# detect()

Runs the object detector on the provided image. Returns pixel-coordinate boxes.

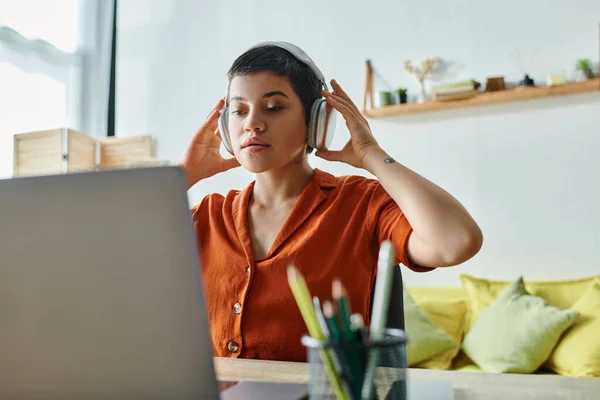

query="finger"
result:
[328,92,359,114]
[199,100,224,134]
[325,93,362,123]
[191,113,220,143]
[330,80,361,114]
[205,98,225,120]
[328,82,369,124]
[327,92,366,123]
[324,91,359,115]
[203,106,222,132]
[331,81,362,118]
[202,111,218,131]
[315,150,344,163]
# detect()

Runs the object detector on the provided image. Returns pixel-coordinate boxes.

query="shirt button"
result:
[246,267,251,277]
[233,302,242,314]
[227,341,239,353]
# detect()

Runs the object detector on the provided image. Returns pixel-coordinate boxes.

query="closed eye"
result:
[230,106,284,115]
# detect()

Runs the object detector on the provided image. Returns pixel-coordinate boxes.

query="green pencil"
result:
[322,300,343,341]
[350,313,367,389]
[333,280,363,399]
[324,300,362,400]
[333,279,357,341]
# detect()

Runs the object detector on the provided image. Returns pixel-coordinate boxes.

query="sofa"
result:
[404,273,600,378]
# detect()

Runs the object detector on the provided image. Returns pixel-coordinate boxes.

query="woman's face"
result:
[226,71,308,173]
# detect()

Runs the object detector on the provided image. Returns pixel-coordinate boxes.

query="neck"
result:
[252,154,314,207]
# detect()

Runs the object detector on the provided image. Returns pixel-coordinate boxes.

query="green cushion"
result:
[462,277,579,373]
[403,286,458,366]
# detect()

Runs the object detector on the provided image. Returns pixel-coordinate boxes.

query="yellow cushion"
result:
[459,273,599,333]
[412,298,468,370]
[546,280,600,377]
[461,277,579,374]
[407,287,467,303]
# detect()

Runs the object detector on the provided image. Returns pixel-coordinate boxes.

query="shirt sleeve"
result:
[190,194,214,226]
[190,198,205,221]
[367,182,435,273]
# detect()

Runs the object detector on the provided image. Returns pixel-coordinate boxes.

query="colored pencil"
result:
[362,241,395,399]
[333,279,363,399]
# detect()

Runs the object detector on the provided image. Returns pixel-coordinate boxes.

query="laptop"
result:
[0,166,220,399]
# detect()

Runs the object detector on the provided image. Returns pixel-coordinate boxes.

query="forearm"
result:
[363,146,482,265]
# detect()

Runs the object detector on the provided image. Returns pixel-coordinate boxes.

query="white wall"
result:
[116,0,600,286]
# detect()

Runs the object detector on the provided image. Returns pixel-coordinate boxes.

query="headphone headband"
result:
[245,41,329,91]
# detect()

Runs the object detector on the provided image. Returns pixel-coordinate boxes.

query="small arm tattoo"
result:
[384,157,396,164]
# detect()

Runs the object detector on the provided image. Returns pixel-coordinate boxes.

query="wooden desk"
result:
[215,357,600,400]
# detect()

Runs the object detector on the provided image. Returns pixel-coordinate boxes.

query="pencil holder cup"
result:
[301,328,408,400]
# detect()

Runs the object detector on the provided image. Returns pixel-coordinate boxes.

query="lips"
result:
[241,137,270,149]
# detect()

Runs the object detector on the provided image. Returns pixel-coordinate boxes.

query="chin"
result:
[238,156,277,174]
[241,163,272,174]
[238,154,303,174]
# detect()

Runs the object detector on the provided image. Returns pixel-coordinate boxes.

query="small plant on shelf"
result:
[404,58,439,102]
[394,88,408,104]
[576,59,594,79]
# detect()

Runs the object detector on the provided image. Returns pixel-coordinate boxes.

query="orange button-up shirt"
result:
[191,168,432,362]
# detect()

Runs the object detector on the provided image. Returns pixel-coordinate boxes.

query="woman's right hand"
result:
[181,99,240,190]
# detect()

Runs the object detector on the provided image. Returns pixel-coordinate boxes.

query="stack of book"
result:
[432,80,481,102]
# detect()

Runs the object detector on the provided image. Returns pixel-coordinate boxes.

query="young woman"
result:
[181,42,483,362]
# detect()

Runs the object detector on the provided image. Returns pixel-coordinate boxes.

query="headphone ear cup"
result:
[308,99,336,151]
[217,108,234,155]
[307,100,321,149]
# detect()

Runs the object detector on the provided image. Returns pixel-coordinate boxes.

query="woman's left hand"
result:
[315,79,381,169]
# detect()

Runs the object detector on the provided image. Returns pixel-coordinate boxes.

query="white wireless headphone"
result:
[217,41,337,155]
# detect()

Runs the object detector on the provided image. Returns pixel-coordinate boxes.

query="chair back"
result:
[369,265,405,331]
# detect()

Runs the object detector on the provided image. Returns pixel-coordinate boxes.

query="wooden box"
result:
[98,135,156,169]
[13,128,97,177]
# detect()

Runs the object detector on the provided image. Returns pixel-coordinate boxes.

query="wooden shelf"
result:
[362,78,600,118]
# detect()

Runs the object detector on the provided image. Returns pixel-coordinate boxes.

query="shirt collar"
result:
[232,168,336,262]
[313,168,337,189]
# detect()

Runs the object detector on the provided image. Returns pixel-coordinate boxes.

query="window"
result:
[0,0,109,179]
[0,0,80,53]
[0,63,68,178]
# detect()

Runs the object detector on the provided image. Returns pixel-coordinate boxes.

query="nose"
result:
[243,110,266,133]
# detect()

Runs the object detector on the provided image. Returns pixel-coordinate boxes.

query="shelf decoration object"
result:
[510,48,536,87]
[395,88,408,104]
[547,74,566,87]
[485,77,506,92]
[432,80,481,102]
[377,91,395,107]
[576,59,595,80]
[404,57,439,102]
